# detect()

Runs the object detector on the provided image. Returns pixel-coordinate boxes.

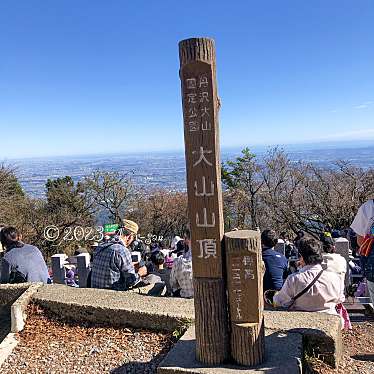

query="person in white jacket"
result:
[320,234,347,299]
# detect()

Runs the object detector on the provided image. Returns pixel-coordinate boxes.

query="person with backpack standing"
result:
[351,199,374,306]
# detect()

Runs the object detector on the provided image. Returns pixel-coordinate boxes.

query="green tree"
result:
[0,165,26,228]
[41,176,95,256]
[0,164,24,198]
[222,148,263,229]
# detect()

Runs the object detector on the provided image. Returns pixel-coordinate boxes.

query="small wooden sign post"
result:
[225,230,265,366]
[179,38,229,364]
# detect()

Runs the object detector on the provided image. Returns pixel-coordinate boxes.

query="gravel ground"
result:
[2,304,175,374]
[5,304,373,373]
[308,322,374,374]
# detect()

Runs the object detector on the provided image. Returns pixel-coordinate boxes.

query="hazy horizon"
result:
[4,142,373,199]
[1,138,373,162]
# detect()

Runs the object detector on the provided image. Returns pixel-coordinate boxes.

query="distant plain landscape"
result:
[3,142,374,198]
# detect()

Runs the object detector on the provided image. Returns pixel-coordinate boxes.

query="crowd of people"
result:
[0,199,373,323]
[0,220,195,299]
[263,231,346,318]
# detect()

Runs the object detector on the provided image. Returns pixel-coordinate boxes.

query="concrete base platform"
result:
[0,284,342,370]
[158,326,302,374]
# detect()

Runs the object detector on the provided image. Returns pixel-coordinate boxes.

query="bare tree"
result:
[81,170,135,223]
[222,147,374,238]
[128,189,188,240]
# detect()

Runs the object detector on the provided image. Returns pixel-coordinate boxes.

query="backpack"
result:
[9,265,27,284]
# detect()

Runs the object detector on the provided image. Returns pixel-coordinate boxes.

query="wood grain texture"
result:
[179,37,229,365]
[194,278,229,364]
[225,230,265,366]
[179,38,216,67]
[225,230,263,324]
[179,38,223,278]
[231,319,265,366]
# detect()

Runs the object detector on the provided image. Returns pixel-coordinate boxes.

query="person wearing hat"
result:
[91,219,147,291]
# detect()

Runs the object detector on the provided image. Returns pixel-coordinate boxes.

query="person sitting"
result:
[171,239,188,258]
[147,251,172,296]
[294,230,305,249]
[261,229,288,291]
[170,229,193,298]
[321,233,347,292]
[170,235,182,252]
[279,231,298,259]
[0,226,49,284]
[351,199,374,307]
[90,219,147,291]
[272,238,343,314]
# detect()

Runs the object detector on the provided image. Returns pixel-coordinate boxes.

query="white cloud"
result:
[354,104,369,109]
[354,100,374,109]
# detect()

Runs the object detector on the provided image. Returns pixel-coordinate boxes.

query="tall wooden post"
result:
[179,38,229,364]
[225,230,265,366]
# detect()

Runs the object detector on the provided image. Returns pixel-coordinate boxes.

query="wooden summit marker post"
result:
[179,38,229,364]
[225,230,265,366]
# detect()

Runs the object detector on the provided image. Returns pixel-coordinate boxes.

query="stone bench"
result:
[32,284,194,332]
[0,284,31,306]
[31,285,342,368]
[265,309,342,368]
[0,284,342,370]
[0,283,42,367]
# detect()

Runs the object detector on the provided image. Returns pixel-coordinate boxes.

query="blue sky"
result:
[0,1,373,159]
